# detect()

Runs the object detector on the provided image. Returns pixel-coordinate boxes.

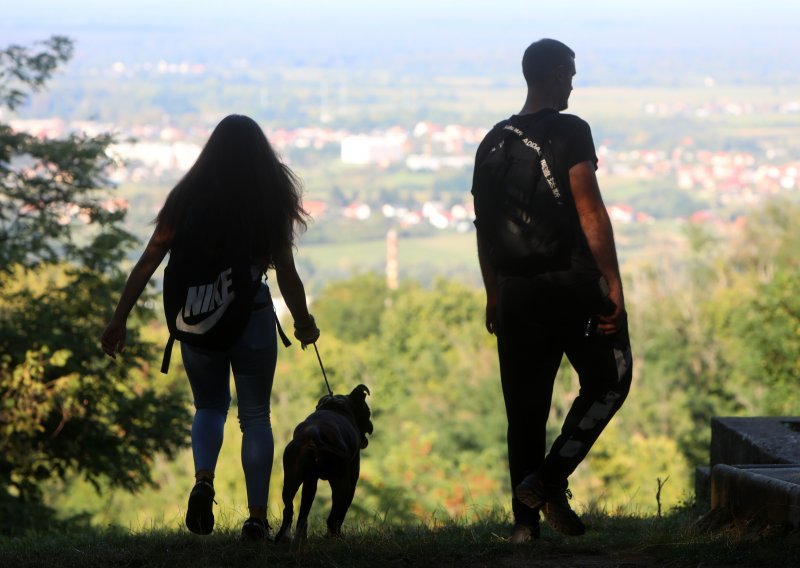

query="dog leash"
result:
[313,343,334,397]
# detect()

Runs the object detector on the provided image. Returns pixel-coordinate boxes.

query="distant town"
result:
[8,107,800,232]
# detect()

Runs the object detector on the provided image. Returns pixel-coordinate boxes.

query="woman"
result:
[101,114,320,541]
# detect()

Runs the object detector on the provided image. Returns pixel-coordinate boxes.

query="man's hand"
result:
[101,317,127,358]
[485,297,497,335]
[597,285,625,335]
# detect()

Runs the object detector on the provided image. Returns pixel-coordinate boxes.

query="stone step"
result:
[711,464,800,528]
[695,465,711,506]
[696,417,800,510]
[711,417,800,466]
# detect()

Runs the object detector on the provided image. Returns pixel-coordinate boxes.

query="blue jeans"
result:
[181,283,277,508]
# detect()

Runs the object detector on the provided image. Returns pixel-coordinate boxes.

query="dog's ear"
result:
[349,384,370,401]
[351,385,373,448]
[360,418,373,449]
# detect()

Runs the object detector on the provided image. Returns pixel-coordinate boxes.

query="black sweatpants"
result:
[495,276,633,527]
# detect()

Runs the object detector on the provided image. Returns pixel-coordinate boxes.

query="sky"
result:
[3,0,797,27]
[1,0,799,84]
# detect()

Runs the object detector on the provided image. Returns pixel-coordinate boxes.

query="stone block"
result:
[710,417,800,466]
[711,464,800,528]
[695,465,711,507]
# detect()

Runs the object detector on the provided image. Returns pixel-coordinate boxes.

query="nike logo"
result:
[175,267,236,334]
[176,298,232,334]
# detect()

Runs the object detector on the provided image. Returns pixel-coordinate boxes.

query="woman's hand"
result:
[101,317,127,358]
[294,314,320,349]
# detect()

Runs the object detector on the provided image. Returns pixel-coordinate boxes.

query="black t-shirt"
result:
[472,109,604,305]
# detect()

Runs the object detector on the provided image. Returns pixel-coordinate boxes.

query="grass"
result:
[2,508,798,568]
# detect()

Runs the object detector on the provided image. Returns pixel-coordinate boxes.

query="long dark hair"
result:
[156,114,307,268]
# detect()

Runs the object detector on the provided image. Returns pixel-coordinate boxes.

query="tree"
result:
[0,37,189,529]
[721,202,800,415]
[1,36,121,270]
[312,272,389,342]
[628,199,800,469]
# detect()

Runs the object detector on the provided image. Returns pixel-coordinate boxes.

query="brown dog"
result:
[275,384,373,547]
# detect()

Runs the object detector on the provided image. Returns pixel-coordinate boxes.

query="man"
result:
[472,39,632,542]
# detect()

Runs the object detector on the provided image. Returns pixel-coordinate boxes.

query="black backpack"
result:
[473,114,572,271]
[160,237,262,373]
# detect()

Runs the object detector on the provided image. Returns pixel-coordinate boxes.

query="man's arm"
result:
[476,230,498,334]
[471,134,502,334]
[570,160,625,334]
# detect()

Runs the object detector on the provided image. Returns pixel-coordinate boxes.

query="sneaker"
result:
[509,522,540,544]
[241,518,270,542]
[185,479,216,535]
[515,474,586,536]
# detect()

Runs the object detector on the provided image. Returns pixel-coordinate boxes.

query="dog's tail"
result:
[296,425,349,479]
[298,427,349,480]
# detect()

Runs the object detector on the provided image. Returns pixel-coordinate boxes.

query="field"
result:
[293,221,686,291]
[296,232,481,288]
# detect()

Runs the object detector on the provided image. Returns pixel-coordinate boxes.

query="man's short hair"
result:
[522,39,575,86]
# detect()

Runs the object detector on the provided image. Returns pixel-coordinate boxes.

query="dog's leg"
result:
[275,442,302,543]
[326,456,360,537]
[291,475,318,551]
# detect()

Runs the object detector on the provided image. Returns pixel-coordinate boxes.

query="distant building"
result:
[405,155,473,171]
[422,201,452,229]
[9,118,66,139]
[304,200,328,219]
[342,202,371,220]
[607,204,635,224]
[109,141,202,176]
[399,211,422,227]
[690,210,715,223]
[450,204,469,221]
[341,134,406,165]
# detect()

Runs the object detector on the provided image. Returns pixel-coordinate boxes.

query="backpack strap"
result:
[160,334,176,374]
[499,114,563,205]
[274,304,292,348]
[258,275,291,348]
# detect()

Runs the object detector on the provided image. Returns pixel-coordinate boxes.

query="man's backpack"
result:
[473,114,572,271]
[160,238,261,373]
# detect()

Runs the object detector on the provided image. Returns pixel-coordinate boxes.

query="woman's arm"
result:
[274,245,320,346]
[100,227,171,357]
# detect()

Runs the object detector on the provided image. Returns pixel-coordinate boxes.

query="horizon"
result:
[2,0,800,86]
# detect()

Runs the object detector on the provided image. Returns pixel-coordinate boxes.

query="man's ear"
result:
[553,64,568,84]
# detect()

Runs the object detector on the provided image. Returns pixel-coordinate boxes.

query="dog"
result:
[275,384,373,547]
